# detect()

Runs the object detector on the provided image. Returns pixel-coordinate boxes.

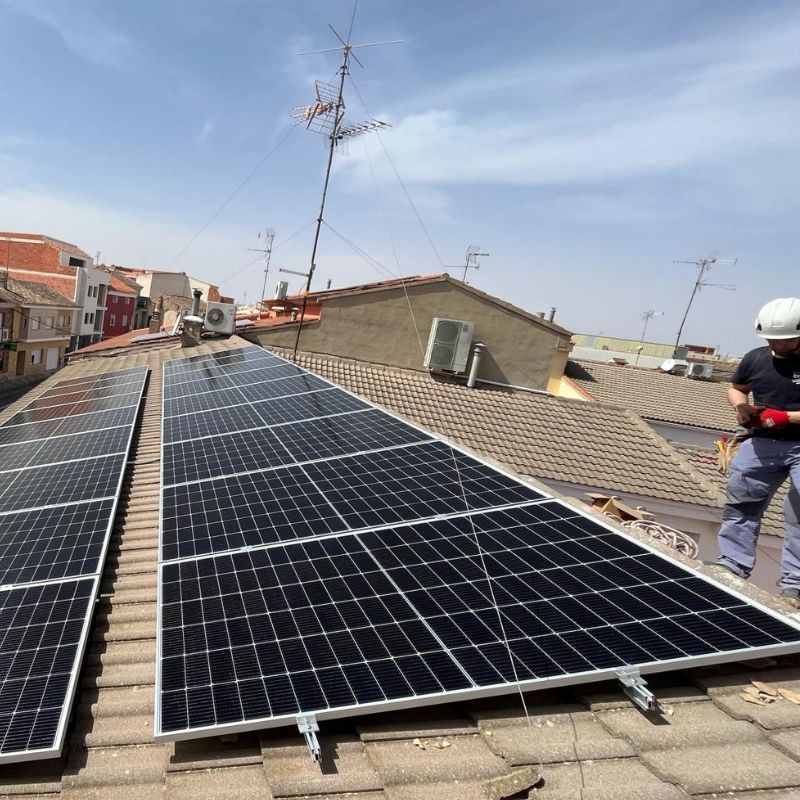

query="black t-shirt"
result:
[732,346,800,440]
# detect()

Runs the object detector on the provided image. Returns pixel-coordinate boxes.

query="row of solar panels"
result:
[155,346,800,742]
[0,366,148,763]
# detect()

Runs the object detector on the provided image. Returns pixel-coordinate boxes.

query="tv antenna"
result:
[248,228,275,311]
[458,245,489,284]
[635,309,663,366]
[291,3,400,356]
[672,252,737,355]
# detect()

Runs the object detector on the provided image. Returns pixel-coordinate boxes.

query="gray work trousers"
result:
[717,437,800,588]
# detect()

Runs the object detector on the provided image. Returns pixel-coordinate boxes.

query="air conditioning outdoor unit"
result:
[0,328,9,343]
[203,302,237,335]
[424,318,475,373]
[686,362,714,379]
[275,281,289,300]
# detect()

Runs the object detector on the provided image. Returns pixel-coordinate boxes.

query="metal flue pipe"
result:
[467,343,486,389]
[191,289,202,318]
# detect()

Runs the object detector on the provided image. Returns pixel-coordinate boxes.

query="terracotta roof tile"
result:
[0,276,77,306]
[286,351,722,508]
[566,360,736,431]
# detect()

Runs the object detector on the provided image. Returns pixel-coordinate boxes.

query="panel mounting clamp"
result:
[617,668,658,712]
[297,714,321,763]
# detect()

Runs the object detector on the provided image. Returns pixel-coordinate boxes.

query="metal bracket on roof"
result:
[297,713,321,763]
[617,668,657,712]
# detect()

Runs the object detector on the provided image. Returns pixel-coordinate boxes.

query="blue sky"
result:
[1,0,798,356]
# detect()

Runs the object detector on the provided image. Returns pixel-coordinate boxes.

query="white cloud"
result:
[343,11,800,188]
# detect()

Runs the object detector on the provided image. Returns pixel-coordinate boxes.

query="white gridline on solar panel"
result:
[163,377,331,419]
[163,426,295,485]
[161,465,351,548]
[32,380,147,409]
[0,427,131,474]
[158,515,797,707]
[37,372,148,398]
[0,420,133,450]
[162,366,312,403]
[0,409,139,447]
[0,455,125,515]
[5,391,144,426]
[163,386,346,431]
[163,364,312,401]
[163,353,283,377]
[157,545,473,719]
[164,349,275,376]
[161,410,433,486]
[0,500,113,585]
[43,367,147,393]
[354,531,793,664]
[2,394,143,429]
[0,576,98,761]
[166,401,378,446]
[162,434,454,490]
[163,359,294,393]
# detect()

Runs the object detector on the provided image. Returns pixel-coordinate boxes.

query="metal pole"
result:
[674,260,708,356]
[293,50,350,357]
[258,231,274,312]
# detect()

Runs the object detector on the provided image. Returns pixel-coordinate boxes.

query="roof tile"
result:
[566,360,735,431]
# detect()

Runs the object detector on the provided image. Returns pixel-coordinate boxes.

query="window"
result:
[30,349,41,365]
[68,256,86,268]
[109,314,116,326]
[31,316,41,330]
[84,313,90,325]
[89,313,94,324]
[64,314,71,327]
[122,314,128,327]
[45,316,54,330]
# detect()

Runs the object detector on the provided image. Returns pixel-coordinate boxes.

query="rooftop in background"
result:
[0,276,78,307]
[270,273,572,336]
[285,349,721,510]
[0,231,91,261]
[566,359,736,433]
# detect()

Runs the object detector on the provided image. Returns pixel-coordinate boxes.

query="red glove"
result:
[759,409,791,429]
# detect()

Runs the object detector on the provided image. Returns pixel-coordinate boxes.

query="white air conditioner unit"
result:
[275,281,289,300]
[203,302,236,334]
[424,318,475,373]
[686,362,714,379]
[0,328,9,343]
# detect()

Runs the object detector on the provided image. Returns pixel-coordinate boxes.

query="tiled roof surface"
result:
[0,276,78,307]
[0,339,799,799]
[69,327,174,357]
[107,275,139,295]
[289,351,722,508]
[7,268,77,299]
[0,231,91,259]
[565,360,737,432]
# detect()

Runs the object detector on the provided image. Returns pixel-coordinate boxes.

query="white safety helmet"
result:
[755,297,800,339]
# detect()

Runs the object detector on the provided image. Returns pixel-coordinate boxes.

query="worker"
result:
[716,297,800,600]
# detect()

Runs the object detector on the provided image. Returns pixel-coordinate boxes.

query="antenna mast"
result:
[248,228,275,311]
[291,5,399,356]
[672,252,737,356]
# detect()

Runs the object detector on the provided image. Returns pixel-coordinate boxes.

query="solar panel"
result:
[0,501,115,585]
[0,365,148,763]
[0,426,131,472]
[156,346,800,747]
[0,578,96,763]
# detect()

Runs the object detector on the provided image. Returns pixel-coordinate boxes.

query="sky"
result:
[0,0,798,357]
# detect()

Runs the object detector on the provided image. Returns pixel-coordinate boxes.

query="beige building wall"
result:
[247,282,569,391]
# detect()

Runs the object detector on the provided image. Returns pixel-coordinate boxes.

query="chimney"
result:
[191,288,202,317]
[149,296,165,333]
[290,307,298,322]
[536,311,545,319]
[548,306,557,322]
